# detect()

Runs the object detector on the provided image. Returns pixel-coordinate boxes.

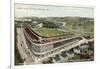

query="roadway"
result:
[17,28,34,64]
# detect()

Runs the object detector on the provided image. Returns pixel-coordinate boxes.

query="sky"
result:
[15,4,94,18]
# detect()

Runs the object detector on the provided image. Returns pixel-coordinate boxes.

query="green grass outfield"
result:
[32,27,72,37]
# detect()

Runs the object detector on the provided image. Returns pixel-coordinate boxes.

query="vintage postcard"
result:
[14,3,94,65]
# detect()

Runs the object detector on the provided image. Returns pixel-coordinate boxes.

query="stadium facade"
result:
[23,25,82,62]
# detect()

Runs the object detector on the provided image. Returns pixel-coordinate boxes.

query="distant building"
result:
[55,22,66,28]
[32,21,38,24]
[35,23,43,28]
